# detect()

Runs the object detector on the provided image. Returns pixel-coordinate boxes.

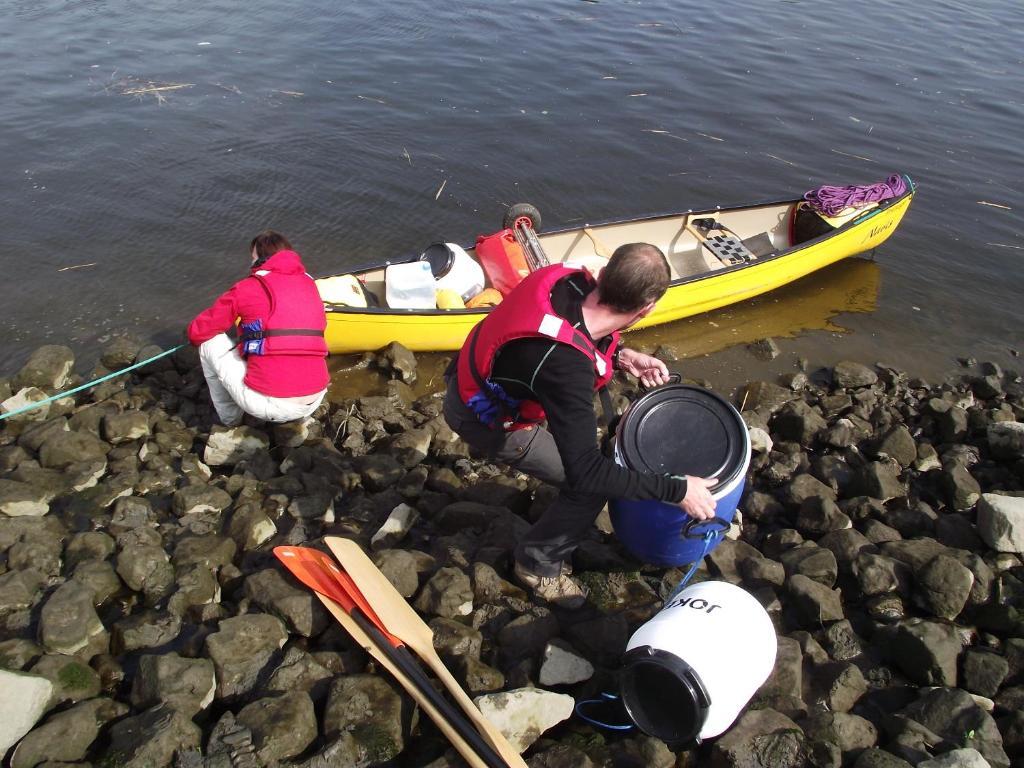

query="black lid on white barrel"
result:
[617,384,746,491]
[619,646,710,744]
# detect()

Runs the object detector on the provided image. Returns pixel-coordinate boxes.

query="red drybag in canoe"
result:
[475,229,530,295]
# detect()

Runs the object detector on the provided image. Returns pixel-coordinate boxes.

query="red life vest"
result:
[239,257,328,358]
[456,265,619,431]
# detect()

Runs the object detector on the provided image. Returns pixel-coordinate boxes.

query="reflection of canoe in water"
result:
[629,256,881,358]
[322,176,914,354]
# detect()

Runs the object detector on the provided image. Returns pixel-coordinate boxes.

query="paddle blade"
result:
[274,545,403,648]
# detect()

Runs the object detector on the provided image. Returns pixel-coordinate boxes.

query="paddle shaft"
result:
[345,605,511,768]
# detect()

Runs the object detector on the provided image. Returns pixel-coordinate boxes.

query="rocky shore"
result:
[1,338,1022,768]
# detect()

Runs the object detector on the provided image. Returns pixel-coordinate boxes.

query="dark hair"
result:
[250,230,293,264]
[596,243,671,313]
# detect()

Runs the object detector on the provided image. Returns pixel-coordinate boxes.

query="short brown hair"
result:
[250,230,293,263]
[596,243,671,313]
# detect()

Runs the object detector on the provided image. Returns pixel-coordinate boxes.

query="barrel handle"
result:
[680,516,732,539]
[639,372,681,393]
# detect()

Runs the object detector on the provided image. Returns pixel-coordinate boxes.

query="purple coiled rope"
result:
[803,174,907,217]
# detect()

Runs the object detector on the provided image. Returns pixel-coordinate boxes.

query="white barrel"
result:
[621,581,776,742]
[385,261,436,309]
[433,242,485,302]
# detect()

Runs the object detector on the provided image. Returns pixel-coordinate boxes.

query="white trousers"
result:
[198,333,326,426]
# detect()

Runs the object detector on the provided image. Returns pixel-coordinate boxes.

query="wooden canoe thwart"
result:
[320,176,915,354]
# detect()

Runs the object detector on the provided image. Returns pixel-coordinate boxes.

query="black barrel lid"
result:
[617,384,746,491]
[419,242,454,278]
[619,645,710,744]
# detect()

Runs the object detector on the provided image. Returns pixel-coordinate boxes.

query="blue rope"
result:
[0,344,185,422]
[666,531,718,604]
[574,692,635,731]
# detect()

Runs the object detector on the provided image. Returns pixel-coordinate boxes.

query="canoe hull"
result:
[324,186,913,354]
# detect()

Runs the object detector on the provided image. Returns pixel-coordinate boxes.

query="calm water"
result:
[1,0,1022,379]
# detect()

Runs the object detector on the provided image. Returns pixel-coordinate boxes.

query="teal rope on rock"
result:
[0,344,185,422]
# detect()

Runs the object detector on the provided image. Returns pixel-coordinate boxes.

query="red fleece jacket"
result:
[188,250,329,397]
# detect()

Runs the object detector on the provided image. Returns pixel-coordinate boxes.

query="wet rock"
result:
[9,696,127,768]
[901,687,1009,768]
[796,496,852,538]
[745,381,796,413]
[130,653,216,717]
[834,361,878,389]
[823,619,865,662]
[0,669,53,753]
[708,539,765,583]
[987,422,1024,461]
[243,568,328,637]
[103,410,150,444]
[877,619,960,686]
[104,702,202,768]
[236,690,318,764]
[227,502,277,550]
[741,556,786,589]
[808,661,868,713]
[390,427,432,468]
[540,639,595,686]
[354,453,405,491]
[172,534,237,571]
[564,613,629,667]
[373,549,422,598]
[475,687,573,753]
[371,502,419,550]
[265,646,333,698]
[914,554,974,619]
[0,479,50,517]
[856,461,907,502]
[772,401,827,445]
[111,609,182,654]
[759,635,803,704]
[802,711,878,758]
[854,552,910,596]
[749,338,781,361]
[323,674,406,759]
[976,494,1024,553]
[38,580,106,656]
[455,654,506,695]
[12,345,74,392]
[203,425,270,466]
[918,749,992,768]
[116,544,175,602]
[710,708,806,768]
[499,609,561,662]
[874,425,918,469]
[377,341,418,384]
[413,566,473,618]
[172,483,232,518]
[71,559,123,605]
[38,430,109,470]
[781,543,839,588]
[961,649,1010,698]
[430,616,483,661]
[852,749,914,768]
[942,464,982,512]
[205,614,288,699]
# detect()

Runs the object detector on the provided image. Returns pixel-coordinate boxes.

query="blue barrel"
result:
[610,385,750,567]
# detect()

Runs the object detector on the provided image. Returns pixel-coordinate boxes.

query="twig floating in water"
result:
[435,179,447,200]
[987,242,1022,249]
[830,149,876,163]
[977,201,1011,210]
[643,129,688,142]
[696,132,725,142]
[272,90,304,97]
[628,92,648,97]
[356,95,387,104]
[763,153,796,166]
[402,147,412,165]
[57,263,97,272]
[121,83,193,95]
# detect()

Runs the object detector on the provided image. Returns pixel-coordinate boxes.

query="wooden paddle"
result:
[583,227,614,259]
[324,536,528,768]
[274,546,512,768]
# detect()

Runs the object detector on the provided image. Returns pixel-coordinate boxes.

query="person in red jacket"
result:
[188,230,329,426]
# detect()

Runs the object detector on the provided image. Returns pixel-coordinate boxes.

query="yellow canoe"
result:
[322,176,915,354]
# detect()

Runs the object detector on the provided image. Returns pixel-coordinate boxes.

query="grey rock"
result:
[38,430,109,470]
[111,610,182,654]
[172,534,237,570]
[758,635,803,702]
[987,422,1024,460]
[71,559,123,605]
[413,566,474,618]
[455,654,507,695]
[834,361,878,388]
[390,428,433,468]
[901,687,1009,768]
[977,494,1024,554]
[782,473,837,507]
[802,711,878,757]
[787,574,843,625]
[430,616,483,660]
[227,502,277,551]
[265,646,333,698]
[172,484,233,517]
[372,549,422,598]
[709,707,806,768]
[323,674,406,759]
[914,554,975,619]
[0,669,53,753]
[371,502,419,549]
[856,461,907,502]
[167,564,220,617]
[203,425,270,466]
[475,687,574,753]
[205,614,288,699]
[0,387,51,422]
[962,649,1010,699]
[741,556,786,588]
[540,639,594,686]
[781,543,839,588]
[236,691,318,764]
[943,464,982,512]
[354,453,405,491]
[9,696,127,768]
[772,401,827,446]
[796,496,852,538]
[852,749,914,768]
[104,703,202,768]
[130,653,216,717]
[877,619,960,686]
[38,580,106,656]
[823,620,866,662]
[808,661,868,713]
[918,749,993,768]
[103,410,151,444]
[874,425,918,469]
[29,653,101,708]
[0,479,50,517]
[243,568,329,637]
[116,544,175,601]
[0,569,47,614]
[12,345,74,391]
[853,552,910,596]
[744,381,796,413]
[500,610,561,662]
